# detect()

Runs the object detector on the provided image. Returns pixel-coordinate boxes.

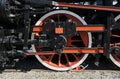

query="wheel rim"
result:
[110,14,120,68]
[32,10,92,71]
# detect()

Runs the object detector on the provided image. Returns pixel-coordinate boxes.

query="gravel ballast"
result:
[0,70,120,79]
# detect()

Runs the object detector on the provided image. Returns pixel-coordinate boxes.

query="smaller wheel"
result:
[109,14,120,68]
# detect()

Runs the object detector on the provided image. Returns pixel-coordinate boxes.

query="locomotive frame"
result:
[0,0,120,71]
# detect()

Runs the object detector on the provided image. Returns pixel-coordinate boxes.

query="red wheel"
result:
[110,14,120,68]
[31,10,92,71]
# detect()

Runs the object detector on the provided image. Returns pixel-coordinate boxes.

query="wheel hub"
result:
[38,34,67,54]
[110,46,120,57]
[53,35,67,54]
[53,35,67,49]
[39,21,76,53]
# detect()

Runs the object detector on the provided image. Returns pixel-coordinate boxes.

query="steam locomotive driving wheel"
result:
[110,14,120,68]
[31,10,92,71]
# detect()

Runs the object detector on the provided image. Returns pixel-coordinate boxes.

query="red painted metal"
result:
[33,25,105,32]
[55,27,63,34]
[76,25,105,31]
[55,2,120,12]
[26,48,103,56]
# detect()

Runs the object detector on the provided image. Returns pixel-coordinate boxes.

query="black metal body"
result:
[0,0,119,68]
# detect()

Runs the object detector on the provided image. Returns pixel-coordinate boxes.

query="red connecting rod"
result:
[54,2,120,12]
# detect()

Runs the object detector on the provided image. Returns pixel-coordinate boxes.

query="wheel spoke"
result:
[79,32,88,47]
[110,42,120,46]
[65,15,82,24]
[72,54,79,61]
[67,36,82,46]
[113,55,120,61]
[40,56,48,61]
[65,54,71,66]
[58,14,60,22]
[111,34,120,38]
[58,55,62,67]
[48,55,55,62]
[72,40,82,42]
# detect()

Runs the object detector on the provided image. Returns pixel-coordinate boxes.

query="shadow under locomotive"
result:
[0,54,119,72]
